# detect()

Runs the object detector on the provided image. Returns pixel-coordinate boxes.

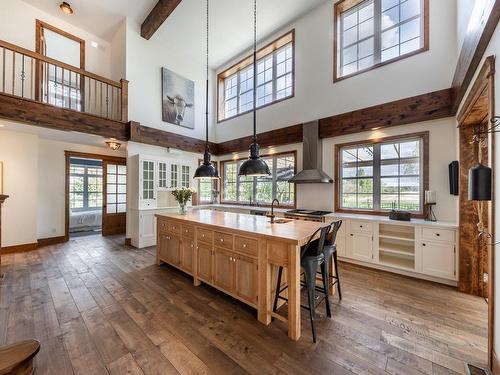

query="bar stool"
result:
[272,224,332,343]
[321,220,342,300]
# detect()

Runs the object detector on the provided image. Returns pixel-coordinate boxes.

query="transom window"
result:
[336,133,427,215]
[218,31,294,121]
[222,153,296,206]
[334,0,428,80]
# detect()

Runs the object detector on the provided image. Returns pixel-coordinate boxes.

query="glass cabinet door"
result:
[181,165,190,188]
[171,164,179,188]
[158,162,167,188]
[142,160,155,201]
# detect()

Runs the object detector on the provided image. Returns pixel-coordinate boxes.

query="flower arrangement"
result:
[171,187,195,214]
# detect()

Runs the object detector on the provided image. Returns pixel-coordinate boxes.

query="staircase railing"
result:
[0,39,128,122]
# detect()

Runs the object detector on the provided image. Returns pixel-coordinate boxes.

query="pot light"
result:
[106,138,121,150]
[60,2,74,15]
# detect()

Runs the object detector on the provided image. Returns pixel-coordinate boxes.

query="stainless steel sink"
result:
[271,218,293,224]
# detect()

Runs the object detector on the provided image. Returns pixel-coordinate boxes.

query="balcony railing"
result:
[0,40,128,122]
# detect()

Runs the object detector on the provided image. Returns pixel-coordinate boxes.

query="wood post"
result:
[0,194,9,280]
[120,79,129,122]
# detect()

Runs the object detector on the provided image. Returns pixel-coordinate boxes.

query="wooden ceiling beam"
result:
[451,0,500,113]
[141,0,183,40]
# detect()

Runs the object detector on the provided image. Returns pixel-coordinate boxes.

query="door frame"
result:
[64,151,126,241]
[457,55,495,370]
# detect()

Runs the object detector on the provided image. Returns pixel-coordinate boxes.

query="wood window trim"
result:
[220,150,297,209]
[217,30,295,123]
[334,131,429,218]
[333,0,429,83]
[64,151,126,241]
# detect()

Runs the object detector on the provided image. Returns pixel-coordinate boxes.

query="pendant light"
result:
[194,0,219,180]
[238,0,271,177]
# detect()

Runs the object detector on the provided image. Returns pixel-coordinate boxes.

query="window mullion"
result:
[373,144,381,211]
[374,0,382,64]
[272,157,277,201]
[236,72,241,115]
[272,51,277,102]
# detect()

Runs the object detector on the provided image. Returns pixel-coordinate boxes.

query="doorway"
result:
[65,151,127,239]
[457,55,495,370]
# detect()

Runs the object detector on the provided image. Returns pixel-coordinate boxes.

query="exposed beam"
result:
[318,88,454,139]
[0,93,129,141]
[451,0,500,113]
[141,0,182,40]
[215,124,303,156]
[129,121,218,155]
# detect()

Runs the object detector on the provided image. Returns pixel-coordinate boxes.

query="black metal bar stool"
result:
[321,220,343,300]
[272,224,332,343]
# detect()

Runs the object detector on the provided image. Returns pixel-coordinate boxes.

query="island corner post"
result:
[155,210,332,341]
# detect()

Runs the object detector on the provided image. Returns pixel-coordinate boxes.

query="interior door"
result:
[102,160,127,236]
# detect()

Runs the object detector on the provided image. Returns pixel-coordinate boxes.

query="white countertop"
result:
[195,203,289,214]
[325,212,458,228]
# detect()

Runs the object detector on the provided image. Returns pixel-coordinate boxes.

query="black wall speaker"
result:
[449,161,459,196]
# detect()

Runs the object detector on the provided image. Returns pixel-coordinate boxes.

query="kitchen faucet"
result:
[270,199,279,223]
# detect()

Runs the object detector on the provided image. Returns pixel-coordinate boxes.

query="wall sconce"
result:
[106,139,121,150]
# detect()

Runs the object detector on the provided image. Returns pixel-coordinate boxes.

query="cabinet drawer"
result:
[158,220,168,233]
[214,231,234,249]
[422,227,455,243]
[197,228,213,243]
[181,224,195,239]
[234,236,258,257]
[167,221,181,235]
[350,220,373,234]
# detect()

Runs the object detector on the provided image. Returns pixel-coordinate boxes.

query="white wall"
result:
[37,138,126,239]
[0,130,38,247]
[0,0,112,78]
[125,20,216,142]
[456,0,475,54]
[214,0,458,142]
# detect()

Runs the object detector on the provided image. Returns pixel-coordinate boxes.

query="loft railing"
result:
[0,40,128,122]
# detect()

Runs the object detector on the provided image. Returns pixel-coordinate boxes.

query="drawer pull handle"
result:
[436,233,440,236]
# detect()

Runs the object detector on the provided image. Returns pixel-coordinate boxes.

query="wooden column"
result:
[0,194,8,280]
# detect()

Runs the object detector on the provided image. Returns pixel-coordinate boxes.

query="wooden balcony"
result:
[0,40,129,140]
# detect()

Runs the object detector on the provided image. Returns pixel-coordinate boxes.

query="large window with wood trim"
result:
[217,31,294,122]
[222,152,296,206]
[334,0,428,81]
[336,133,428,215]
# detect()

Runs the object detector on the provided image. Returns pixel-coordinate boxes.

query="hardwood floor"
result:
[0,235,487,374]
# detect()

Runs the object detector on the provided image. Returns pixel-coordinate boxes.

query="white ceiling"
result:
[21,0,328,68]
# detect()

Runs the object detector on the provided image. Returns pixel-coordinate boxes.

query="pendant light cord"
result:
[252,0,257,145]
[205,0,209,153]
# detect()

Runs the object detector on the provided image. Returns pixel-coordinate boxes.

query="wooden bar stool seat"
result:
[0,340,40,375]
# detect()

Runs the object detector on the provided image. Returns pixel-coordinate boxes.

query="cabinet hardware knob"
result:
[191,244,194,248]
[350,234,353,236]
[229,256,233,261]
[423,243,426,246]
[243,244,247,248]
[202,234,205,238]
[360,225,363,228]
[436,233,440,236]
[220,239,224,242]
[185,229,188,233]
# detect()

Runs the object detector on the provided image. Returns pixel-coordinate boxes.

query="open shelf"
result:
[379,252,415,270]
[379,240,414,256]
[379,223,415,241]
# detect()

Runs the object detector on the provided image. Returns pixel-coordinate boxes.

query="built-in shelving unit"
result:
[378,224,415,270]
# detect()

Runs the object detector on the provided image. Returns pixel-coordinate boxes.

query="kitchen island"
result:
[155,209,329,341]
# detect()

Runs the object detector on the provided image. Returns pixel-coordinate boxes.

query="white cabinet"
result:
[421,241,456,280]
[348,232,373,262]
[140,159,156,208]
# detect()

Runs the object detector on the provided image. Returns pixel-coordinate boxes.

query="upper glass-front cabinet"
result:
[158,162,167,188]
[141,160,155,207]
[170,164,179,188]
[181,165,190,188]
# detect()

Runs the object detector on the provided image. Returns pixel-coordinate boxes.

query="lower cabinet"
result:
[180,238,194,273]
[421,241,456,280]
[197,244,258,306]
[348,232,373,262]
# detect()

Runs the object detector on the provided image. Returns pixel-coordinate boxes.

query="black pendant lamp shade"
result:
[238,0,271,177]
[468,163,492,201]
[194,0,219,180]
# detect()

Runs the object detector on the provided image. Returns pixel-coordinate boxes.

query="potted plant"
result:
[171,187,194,215]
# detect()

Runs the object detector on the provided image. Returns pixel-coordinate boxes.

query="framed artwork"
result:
[161,67,195,129]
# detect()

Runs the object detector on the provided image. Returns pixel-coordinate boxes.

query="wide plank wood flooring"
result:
[0,235,487,374]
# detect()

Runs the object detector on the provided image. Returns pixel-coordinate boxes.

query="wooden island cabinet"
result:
[156,210,328,341]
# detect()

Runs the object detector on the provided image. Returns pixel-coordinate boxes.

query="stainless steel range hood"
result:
[288,120,333,184]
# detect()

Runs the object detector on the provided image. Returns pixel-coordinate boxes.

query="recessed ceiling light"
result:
[90,41,99,48]
[60,2,74,15]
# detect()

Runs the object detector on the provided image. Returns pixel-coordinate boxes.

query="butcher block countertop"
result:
[156,209,327,246]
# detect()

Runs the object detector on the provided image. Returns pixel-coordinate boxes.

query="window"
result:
[197,160,219,204]
[217,31,294,121]
[181,165,190,188]
[334,0,428,80]
[336,133,427,215]
[106,164,127,214]
[222,152,296,206]
[69,159,103,210]
[158,162,167,188]
[171,164,178,188]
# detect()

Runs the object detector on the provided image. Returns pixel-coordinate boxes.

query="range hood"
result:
[288,120,333,184]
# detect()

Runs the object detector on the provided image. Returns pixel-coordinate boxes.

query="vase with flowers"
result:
[171,187,194,215]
